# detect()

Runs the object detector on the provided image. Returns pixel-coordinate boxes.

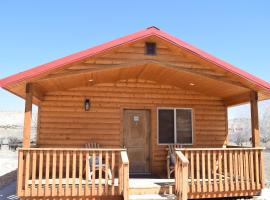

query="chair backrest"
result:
[168,144,181,154]
[85,142,100,149]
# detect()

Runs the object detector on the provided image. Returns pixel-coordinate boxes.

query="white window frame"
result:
[157,107,193,145]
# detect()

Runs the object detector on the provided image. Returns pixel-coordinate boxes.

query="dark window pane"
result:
[145,42,156,55]
[158,109,174,143]
[176,109,192,144]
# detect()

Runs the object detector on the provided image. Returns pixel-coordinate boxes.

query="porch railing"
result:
[175,151,189,200]
[175,147,264,199]
[119,151,129,200]
[17,148,128,198]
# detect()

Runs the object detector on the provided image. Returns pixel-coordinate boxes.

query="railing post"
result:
[23,83,33,148]
[250,91,260,147]
[120,150,129,200]
[175,150,189,200]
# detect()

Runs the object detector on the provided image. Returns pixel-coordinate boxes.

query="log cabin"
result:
[0,26,269,200]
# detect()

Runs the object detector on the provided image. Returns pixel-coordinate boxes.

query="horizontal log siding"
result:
[38,80,227,176]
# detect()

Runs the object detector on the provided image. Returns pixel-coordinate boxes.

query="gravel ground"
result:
[0,181,18,199]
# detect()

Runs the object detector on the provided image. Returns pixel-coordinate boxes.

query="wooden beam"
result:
[224,92,250,107]
[37,59,248,89]
[32,84,45,101]
[250,91,260,147]
[22,83,33,148]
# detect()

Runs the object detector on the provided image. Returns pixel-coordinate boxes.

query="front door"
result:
[123,109,150,174]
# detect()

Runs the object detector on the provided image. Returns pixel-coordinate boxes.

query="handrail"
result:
[19,147,126,151]
[175,150,189,200]
[176,147,265,151]
[120,151,129,164]
[175,151,189,165]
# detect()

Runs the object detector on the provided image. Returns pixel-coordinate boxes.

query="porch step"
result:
[129,178,175,195]
[129,194,176,200]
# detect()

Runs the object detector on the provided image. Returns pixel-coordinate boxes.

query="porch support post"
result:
[250,91,260,147]
[22,83,33,148]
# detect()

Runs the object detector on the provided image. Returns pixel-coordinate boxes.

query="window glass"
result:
[176,109,192,144]
[158,109,174,143]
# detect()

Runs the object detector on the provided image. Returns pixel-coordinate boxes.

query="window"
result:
[145,42,156,55]
[158,108,193,144]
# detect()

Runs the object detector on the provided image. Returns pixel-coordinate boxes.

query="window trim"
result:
[157,107,194,145]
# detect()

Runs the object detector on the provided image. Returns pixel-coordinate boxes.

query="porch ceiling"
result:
[35,62,250,98]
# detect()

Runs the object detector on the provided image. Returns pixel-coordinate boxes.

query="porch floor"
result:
[28,178,175,189]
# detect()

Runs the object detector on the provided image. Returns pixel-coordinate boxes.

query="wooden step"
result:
[129,194,176,200]
[129,179,175,195]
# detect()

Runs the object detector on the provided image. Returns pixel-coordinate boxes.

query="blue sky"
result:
[0,1,270,118]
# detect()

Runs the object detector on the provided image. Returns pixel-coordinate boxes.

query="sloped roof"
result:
[1,26,270,93]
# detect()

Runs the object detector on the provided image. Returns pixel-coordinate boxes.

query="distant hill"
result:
[0,111,37,140]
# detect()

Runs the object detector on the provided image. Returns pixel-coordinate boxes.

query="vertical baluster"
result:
[72,151,77,196]
[239,150,244,191]
[207,150,211,192]
[213,151,217,192]
[255,149,260,189]
[45,151,50,196]
[118,155,123,194]
[190,151,194,193]
[105,151,109,195]
[59,150,63,196]
[79,151,83,196]
[260,150,264,188]
[202,150,206,192]
[92,152,96,195]
[17,150,24,196]
[245,150,250,190]
[65,151,70,196]
[250,150,255,190]
[218,150,222,192]
[229,150,234,191]
[111,151,115,195]
[224,150,228,192]
[234,151,239,191]
[98,151,103,195]
[38,151,43,196]
[31,150,37,196]
[196,151,200,193]
[85,151,90,196]
[52,150,57,196]
[24,150,30,196]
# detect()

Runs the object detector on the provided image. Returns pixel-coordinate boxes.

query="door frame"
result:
[120,106,153,174]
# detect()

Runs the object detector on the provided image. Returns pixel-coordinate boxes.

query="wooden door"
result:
[123,109,150,174]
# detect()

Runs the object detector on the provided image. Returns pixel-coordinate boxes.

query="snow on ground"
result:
[0,149,17,177]
[257,188,270,200]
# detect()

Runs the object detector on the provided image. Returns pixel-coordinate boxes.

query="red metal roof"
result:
[1,26,270,91]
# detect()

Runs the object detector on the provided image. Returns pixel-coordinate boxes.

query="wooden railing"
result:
[175,151,189,200]
[17,148,128,198]
[119,151,129,200]
[175,147,264,199]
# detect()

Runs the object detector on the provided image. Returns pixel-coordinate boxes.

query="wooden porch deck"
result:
[17,147,264,200]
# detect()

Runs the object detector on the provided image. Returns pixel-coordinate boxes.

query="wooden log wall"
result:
[37,79,227,175]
